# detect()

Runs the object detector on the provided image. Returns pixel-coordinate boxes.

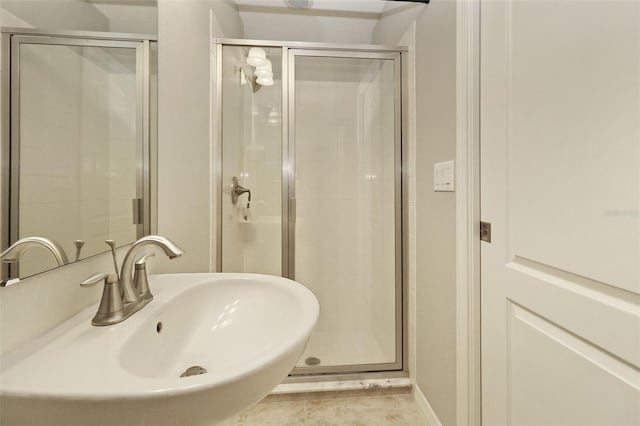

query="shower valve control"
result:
[231,176,251,206]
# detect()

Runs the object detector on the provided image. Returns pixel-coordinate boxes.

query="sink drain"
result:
[180,366,208,378]
[305,356,321,366]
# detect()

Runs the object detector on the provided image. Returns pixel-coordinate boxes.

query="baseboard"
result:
[414,385,443,426]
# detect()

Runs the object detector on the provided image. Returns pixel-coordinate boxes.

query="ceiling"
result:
[234,0,402,15]
[233,0,417,44]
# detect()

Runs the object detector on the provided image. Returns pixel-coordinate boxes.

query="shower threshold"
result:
[276,371,410,394]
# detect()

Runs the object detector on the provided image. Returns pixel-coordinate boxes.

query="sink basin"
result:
[0,273,319,426]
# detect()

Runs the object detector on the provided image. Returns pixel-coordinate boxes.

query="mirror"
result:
[0,6,158,284]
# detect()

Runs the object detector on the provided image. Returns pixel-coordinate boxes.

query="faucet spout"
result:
[120,235,183,303]
[80,235,184,326]
[0,236,69,267]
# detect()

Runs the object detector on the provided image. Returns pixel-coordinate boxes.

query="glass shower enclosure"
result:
[217,40,406,376]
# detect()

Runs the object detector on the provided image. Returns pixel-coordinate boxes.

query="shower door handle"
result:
[289,198,296,223]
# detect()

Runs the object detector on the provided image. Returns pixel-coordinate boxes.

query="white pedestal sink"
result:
[0,273,319,426]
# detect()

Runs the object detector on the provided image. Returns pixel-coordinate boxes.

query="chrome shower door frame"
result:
[215,39,408,377]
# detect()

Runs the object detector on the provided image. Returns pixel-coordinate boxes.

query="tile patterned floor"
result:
[218,388,428,425]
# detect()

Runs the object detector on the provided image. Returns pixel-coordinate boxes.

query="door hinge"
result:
[132,198,143,225]
[480,221,492,243]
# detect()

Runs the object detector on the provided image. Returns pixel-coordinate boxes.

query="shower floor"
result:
[295,327,392,369]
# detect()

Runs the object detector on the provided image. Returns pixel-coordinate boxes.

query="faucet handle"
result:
[80,273,118,287]
[80,273,124,326]
[135,252,156,267]
[104,240,120,280]
[73,240,85,262]
[133,253,155,301]
[80,274,126,325]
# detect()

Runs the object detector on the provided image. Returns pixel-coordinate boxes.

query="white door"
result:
[480,1,640,425]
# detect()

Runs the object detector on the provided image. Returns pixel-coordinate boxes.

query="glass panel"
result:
[17,43,139,278]
[221,46,282,275]
[293,55,397,368]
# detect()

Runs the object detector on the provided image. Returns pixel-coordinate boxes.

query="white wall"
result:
[211,0,244,38]
[156,0,243,273]
[374,1,458,425]
[239,8,377,44]
[0,6,30,27]
[372,2,424,45]
[0,0,109,31]
[0,1,158,35]
[414,2,458,425]
[0,247,130,355]
[91,2,158,34]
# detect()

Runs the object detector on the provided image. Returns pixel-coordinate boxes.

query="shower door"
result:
[219,43,404,375]
[287,50,402,374]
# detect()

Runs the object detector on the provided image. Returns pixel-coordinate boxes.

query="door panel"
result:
[507,259,640,367]
[481,1,640,424]
[289,50,402,373]
[508,303,640,426]
[505,0,640,293]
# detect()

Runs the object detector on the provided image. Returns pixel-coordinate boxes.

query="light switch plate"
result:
[434,160,455,192]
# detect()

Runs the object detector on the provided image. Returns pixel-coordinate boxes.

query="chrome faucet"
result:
[119,235,184,304]
[80,235,184,326]
[1,236,69,269]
